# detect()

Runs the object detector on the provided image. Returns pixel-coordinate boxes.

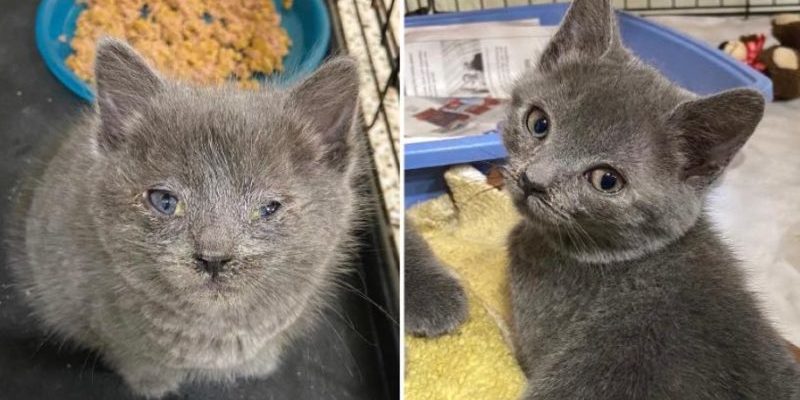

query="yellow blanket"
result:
[405,165,525,400]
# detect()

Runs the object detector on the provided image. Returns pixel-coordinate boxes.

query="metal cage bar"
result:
[333,0,401,248]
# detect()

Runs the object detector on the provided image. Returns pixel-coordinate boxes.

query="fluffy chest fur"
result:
[508,219,800,399]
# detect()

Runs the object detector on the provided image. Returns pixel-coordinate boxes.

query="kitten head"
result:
[89,39,360,323]
[502,0,764,263]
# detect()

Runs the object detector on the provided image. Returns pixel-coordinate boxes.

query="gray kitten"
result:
[7,39,361,398]
[503,0,800,398]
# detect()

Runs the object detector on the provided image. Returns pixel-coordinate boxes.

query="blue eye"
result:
[147,189,179,215]
[587,168,625,193]
[259,201,282,219]
[525,107,549,138]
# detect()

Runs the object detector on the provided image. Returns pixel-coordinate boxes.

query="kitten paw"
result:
[405,265,469,337]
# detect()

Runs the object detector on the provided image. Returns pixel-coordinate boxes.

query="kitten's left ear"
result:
[288,57,360,171]
[669,88,765,187]
[539,0,625,72]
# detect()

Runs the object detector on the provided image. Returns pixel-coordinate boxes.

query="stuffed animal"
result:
[759,45,800,100]
[761,14,800,100]
[772,14,800,50]
[719,15,800,101]
[719,34,767,72]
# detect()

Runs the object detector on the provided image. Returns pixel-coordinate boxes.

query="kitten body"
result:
[8,40,362,398]
[503,1,800,398]
[509,218,800,399]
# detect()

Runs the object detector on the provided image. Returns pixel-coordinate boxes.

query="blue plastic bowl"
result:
[35,0,331,102]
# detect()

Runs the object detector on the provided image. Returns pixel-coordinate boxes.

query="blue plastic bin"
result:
[404,4,773,208]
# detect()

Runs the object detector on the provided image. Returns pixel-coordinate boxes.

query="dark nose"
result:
[194,254,232,278]
[518,172,547,195]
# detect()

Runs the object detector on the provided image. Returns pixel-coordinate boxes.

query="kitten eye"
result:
[586,168,625,193]
[146,189,182,215]
[256,201,282,220]
[525,107,549,138]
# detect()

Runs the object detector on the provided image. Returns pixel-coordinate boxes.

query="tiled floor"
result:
[650,15,800,345]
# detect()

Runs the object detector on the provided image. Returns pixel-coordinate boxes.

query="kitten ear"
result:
[538,0,623,72]
[288,57,360,171]
[94,38,164,150]
[669,88,764,187]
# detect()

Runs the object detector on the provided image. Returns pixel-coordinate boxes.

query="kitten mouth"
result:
[204,279,222,290]
[201,276,236,295]
[509,179,564,226]
[524,196,563,224]
[192,267,237,289]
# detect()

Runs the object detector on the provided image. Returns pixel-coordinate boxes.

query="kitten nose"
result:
[519,172,547,195]
[194,254,232,278]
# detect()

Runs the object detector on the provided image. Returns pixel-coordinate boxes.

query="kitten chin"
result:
[508,177,703,265]
[8,39,363,398]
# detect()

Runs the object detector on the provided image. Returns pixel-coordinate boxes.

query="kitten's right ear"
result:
[538,0,623,72]
[288,57,360,172]
[94,38,163,151]
[669,88,764,188]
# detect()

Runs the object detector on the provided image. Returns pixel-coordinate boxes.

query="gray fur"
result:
[404,221,468,337]
[503,0,800,398]
[7,39,362,398]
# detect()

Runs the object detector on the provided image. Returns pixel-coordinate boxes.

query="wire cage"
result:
[330,0,400,244]
[405,0,800,15]
[362,0,400,133]
[324,2,401,398]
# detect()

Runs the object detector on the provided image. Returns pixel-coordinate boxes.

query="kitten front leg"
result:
[404,223,468,337]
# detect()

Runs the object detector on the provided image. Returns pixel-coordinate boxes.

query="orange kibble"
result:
[67,0,291,88]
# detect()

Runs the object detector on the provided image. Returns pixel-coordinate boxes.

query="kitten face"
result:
[89,40,359,321]
[504,60,696,263]
[502,0,764,263]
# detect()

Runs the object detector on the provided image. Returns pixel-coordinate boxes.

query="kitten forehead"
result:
[97,86,331,208]
[509,58,693,168]
[513,58,686,115]
[126,87,297,154]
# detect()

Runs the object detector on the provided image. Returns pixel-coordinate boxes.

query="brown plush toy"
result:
[772,14,800,50]
[760,46,800,100]
[759,14,800,100]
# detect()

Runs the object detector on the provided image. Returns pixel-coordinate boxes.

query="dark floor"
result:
[0,1,398,399]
